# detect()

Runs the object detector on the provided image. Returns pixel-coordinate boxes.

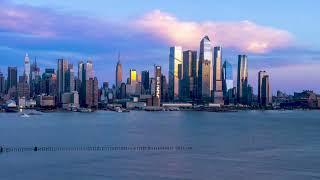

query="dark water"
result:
[0,110,320,180]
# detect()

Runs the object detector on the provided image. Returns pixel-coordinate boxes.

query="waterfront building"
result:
[154,65,162,104]
[37,95,55,108]
[200,36,213,92]
[62,91,80,109]
[237,55,249,104]
[169,46,183,101]
[213,46,224,104]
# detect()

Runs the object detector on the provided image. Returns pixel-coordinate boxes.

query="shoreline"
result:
[0,107,319,114]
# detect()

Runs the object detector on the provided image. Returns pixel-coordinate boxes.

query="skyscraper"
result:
[222,60,234,104]
[80,60,95,106]
[223,60,233,93]
[141,70,150,94]
[213,46,224,104]
[237,55,248,104]
[154,65,162,105]
[84,60,94,80]
[116,54,122,89]
[161,75,168,102]
[41,68,57,96]
[198,59,211,100]
[169,46,183,101]
[57,59,68,102]
[78,61,84,83]
[258,71,272,106]
[200,36,213,92]
[129,69,137,85]
[182,50,197,99]
[7,67,18,91]
[17,75,30,98]
[65,64,75,92]
[24,53,30,84]
[0,71,5,94]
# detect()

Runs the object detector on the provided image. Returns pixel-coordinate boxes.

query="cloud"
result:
[134,10,294,53]
[0,2,294,54]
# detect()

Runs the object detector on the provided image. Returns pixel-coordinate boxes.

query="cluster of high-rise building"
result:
[167,36,272,106]
[0,35,274,110]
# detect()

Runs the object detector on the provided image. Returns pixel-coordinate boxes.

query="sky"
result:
[0,0,320,94]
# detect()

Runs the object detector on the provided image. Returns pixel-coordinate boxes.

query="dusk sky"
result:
[1,0,320,94]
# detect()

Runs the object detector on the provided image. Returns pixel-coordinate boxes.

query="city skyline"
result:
[1,0,320,94]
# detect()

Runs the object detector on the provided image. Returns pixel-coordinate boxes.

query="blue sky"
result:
[1,0,320,93]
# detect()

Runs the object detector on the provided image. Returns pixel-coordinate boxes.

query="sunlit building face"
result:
[130,69,137,84]
[200,36,213,91]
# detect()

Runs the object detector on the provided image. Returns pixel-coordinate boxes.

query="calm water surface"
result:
[0,110,320,180]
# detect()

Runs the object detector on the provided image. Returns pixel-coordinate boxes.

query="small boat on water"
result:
[20,113,30,118]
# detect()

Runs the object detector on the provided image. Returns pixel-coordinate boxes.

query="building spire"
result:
[117,52,121,63]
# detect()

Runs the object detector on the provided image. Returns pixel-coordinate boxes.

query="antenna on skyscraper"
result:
[118,52,121,63]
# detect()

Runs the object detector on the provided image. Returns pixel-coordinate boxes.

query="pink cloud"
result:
[134,10,294,53]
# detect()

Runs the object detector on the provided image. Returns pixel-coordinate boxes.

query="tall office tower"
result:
[7,67,18,91]
[198,59,211,101]
[237,55,248,104]
[115,54,122,89]
[213,46,224,104]
[41,69,57,96]
[84,60,94,80]
[169,46,183,101]
[247,84,253,106]
[57,59,68,102]
[0,71,5,94]
[24,53,30,84]
[161,75,168,102]
[141,70,150,94]
[80,60,95,106]
[200,36,213,92]
[182,50,197,100]
[84,77,99,108]
[30,58,40,81]
[78,61,84,82]
[258,71,272,106]
[130,69,137,85]
[222,60,234,104]
[154,65,162,104]
[65,64,75,92]
[17,75,30,98]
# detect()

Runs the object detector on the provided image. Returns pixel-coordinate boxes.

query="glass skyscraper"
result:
[237,55,248,104]
[200,36,213,92]
[223,60,233,94]
[258,71,272,106]
[169,46,183,101]
[213,46,224,104]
